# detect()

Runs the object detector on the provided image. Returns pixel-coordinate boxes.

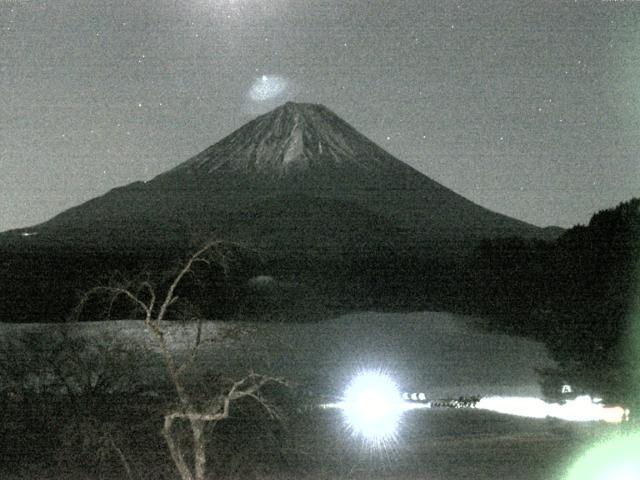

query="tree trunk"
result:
[192,419,207,480]
[108,435,136,480]
[163,415,194,480]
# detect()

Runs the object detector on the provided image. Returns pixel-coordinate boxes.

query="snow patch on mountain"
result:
[157,102,399,180]
[281,117,307,168]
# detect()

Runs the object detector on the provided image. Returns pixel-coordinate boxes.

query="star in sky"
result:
[0,0,638,232]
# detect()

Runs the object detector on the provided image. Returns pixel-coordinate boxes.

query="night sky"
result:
[2,0,639,231]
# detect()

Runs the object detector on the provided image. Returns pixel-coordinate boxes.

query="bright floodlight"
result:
[476,395,628,423]
[340,370,403,444]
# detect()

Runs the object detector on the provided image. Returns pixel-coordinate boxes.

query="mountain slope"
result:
[0,102,566,322]
[12,102,555,259]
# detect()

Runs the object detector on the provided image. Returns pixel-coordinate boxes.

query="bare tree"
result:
[72,240,286,480]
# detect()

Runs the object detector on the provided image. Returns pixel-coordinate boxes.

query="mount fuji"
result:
[1,102,561,321]
[7,102,555,257]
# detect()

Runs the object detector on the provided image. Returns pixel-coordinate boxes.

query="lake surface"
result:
[2,311,626,480]
[1,310,555,399]
[234,311,556,398]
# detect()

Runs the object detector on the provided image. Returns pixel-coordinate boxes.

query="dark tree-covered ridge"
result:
[466,198,639,403]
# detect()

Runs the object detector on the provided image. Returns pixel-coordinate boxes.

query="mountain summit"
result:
[0,102,562,321]
[156,102,401,181]
[8,102,556,256]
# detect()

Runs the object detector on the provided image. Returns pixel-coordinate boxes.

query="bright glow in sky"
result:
[2,1,639,230]
[249,75,289,102]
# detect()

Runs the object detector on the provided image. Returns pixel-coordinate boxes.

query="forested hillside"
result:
[465,198,640,403]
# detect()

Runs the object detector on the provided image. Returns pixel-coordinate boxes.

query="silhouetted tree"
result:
[72,240,287,480]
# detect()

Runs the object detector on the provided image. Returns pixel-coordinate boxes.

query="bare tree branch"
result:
[103,431,136,480]
[157,240,225,322]
[70,240,285,480]
[71,285,152,322]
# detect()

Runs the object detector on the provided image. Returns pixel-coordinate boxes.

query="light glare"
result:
[566,432,640,480]
[476,395,627,423]
[340,370,404,444]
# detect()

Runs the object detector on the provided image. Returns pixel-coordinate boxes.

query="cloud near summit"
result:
[245,75,296,114]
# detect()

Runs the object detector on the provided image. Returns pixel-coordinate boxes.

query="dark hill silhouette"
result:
[466,198,639,404]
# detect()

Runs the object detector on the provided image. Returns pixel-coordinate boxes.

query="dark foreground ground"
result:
[284,407,630,480]
[0,312,632,479]
[1,399,629,480]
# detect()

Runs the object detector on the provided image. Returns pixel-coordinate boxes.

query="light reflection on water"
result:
[476,395,628,423]
[324,394,628,425]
